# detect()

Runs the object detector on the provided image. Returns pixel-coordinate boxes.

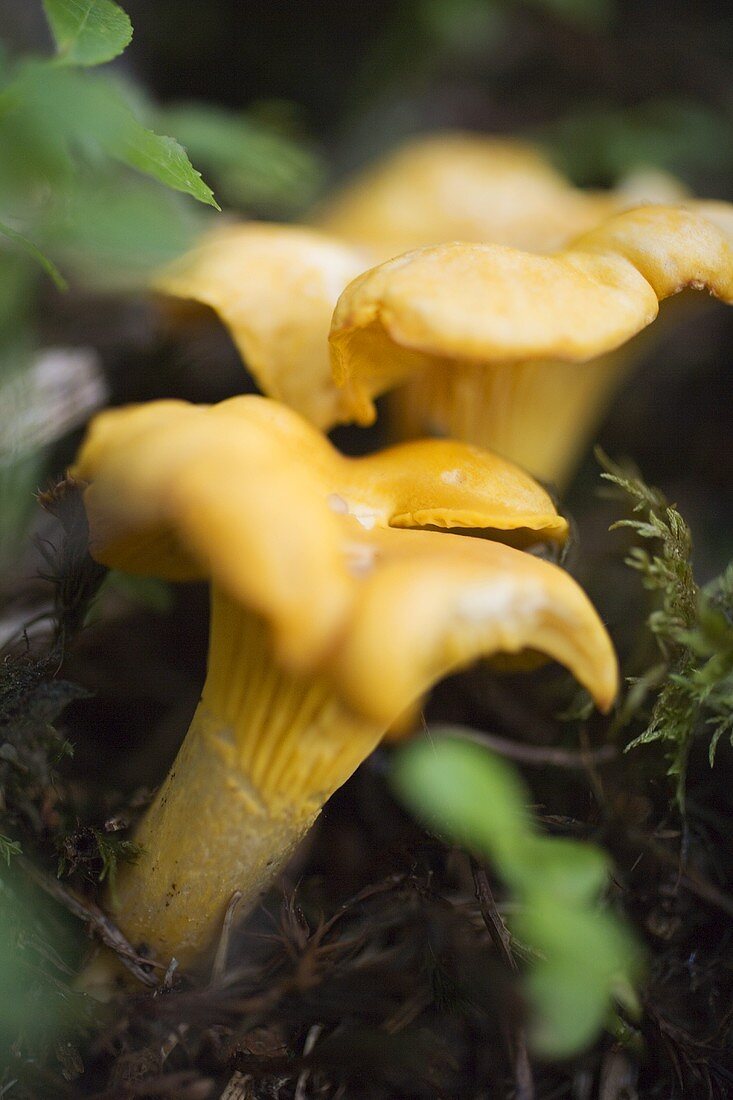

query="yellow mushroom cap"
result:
[336,526,617,721]
[73,399,353,665]
[330,204,733,427]
[72,395,616,712]
[313,133,618,257]
[154,223,367,429]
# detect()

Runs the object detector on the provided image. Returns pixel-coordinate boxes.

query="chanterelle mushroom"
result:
[73,395,616,966]
[330,205,733,488]
[155,223,368,430]
[312,132,621,258]
[156,133,676,432]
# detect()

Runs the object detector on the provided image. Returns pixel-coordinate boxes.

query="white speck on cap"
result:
[455,579,545,624]
[327,492,349,514]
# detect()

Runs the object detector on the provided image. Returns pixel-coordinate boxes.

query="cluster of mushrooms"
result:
[73,134,733,972]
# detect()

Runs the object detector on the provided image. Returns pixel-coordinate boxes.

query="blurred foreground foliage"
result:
[0,0,322,571]
[393,733,640,1057]
[540,99,733,189]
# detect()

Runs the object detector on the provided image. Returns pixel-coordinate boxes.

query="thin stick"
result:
[471,859,534,1100]
[455,726,617,770]
[471,859,516,971]
[220,1073,252,1100]
[19,856,162,986]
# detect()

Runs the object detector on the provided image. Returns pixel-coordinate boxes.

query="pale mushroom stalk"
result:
[389,354,625,489]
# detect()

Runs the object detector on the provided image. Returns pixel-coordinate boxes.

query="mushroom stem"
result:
[390,355,626,489]
[110,587,383,967]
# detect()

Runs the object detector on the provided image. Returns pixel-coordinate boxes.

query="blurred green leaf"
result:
[120,117,220,210]
[420,0,505,53]
[0,886,47,1035]
[0,61,218,227]
[540,99,733,188]
[0,877,93,1046]
[42,0,133,67]
[162,103,323,214]
[512,835,609,904]
[94,570,174,616]
[0,331,43,567]
[392,729,531,867]
[0,219,67,291]
[0,253,38,339]
[518,905,637,1057]
[0,449,45,568]
[0,58,216,293]
[45,175,204,285]
[392,732,640,1057]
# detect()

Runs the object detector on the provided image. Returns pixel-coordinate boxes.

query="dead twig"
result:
[19,855,163,986]
[453,726,617,769]
[471,859,516,971]
[219,1072,252,1100]
[471,859,534,1100]
[627,832,733,918]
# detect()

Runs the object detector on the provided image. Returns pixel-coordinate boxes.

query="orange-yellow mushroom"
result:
[73,395,616,968]
[155,223,367,429]
[330,205,733,488]
[313,133,620,258]
[154,134,664,431]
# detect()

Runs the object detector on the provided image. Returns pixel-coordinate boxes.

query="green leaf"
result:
[162,103,323,214]
[518,905,636,1057]
[539,98,733,188]
[391,730,531,867]
[42,0,133,67]
[392,732,640,1058]
[119,117,220,209]
[514,836,609,906]
[0,219,67,290]
[89,570,174,622]
[0,880,89,1040]
[46,174,204,286]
